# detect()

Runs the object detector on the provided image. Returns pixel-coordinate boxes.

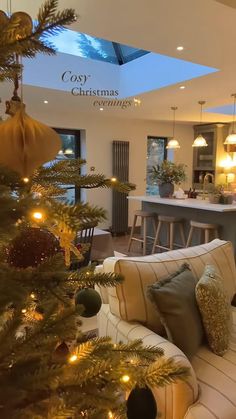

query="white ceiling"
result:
[2,0,236,124]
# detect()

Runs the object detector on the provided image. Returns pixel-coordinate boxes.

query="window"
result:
[53,128,80,203]
[146,136,167,195]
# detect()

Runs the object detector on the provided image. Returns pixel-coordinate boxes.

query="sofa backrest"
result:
[103,239,236,334]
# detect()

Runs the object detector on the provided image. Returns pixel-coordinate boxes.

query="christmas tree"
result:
[0,1,189,418]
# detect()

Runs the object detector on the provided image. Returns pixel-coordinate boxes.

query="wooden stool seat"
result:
[158,215,183,223]
[128,210,157,256]
[186,220,219,247]
[152,215,186,253]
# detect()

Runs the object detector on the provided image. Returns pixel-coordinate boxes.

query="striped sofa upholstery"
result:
[98,240,236,419]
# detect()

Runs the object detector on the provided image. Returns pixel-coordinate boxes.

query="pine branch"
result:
[69,270,124,288]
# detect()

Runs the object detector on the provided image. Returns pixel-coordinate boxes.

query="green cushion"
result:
[195,265,231,356]
[147,263,204,359]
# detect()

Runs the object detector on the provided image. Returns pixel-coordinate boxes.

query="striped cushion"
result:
[103,240,236,334]
[98,304,199,419]
[186,307,236,418]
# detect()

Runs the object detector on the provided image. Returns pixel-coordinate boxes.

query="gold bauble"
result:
[0,107,62,176]
[0,10,9,28]
[9,11,33,39]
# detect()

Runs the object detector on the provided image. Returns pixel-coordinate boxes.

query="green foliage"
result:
[151,160,187,185]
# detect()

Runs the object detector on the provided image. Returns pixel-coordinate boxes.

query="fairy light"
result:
[21,309,27,314]
[69,354,78,363]
[30,293,36,299]
[108,412,114,418]
[32,211,43,221]
[121,374,130,383]
[23,177,29,183]
[111,177,117,182]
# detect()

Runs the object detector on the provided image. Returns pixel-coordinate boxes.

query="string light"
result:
[69,354,78,363]
[111,177,117,182]
[32,211,43,221]
[30,293,36,299]
[121,374,130,383]
[23,177,29,183]
[108,412,114,418]
[21,309,27,314]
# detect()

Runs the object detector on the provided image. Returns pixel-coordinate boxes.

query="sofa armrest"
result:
[98,304,199,419]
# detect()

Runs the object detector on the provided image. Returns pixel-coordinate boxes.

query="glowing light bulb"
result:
[32,211,43,221]
[111,177,117,182]
[21,309,27,314]
[23,177,29,183]
[30,293,36,299]
[108,412,114,418]
[121,374,130,383]
[69,354,78,363]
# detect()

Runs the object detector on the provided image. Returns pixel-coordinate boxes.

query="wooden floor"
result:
[112,233,151,257]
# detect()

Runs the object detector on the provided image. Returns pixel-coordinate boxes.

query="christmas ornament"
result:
[49,222,82,267]
[8,227,60,268]
[0,10,9,28]
[127,386,157,419]
[75,288,102,318]
[9,12,33,40]
[52,341,70,363]
[0,107,61,176]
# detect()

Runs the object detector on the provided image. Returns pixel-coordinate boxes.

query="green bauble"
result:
[8,227,60,268]
[75,288,102,318]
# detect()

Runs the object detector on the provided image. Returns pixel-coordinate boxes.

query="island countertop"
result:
[128,196,236,213]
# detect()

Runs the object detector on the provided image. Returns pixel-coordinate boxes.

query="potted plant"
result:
[151,160,187,198]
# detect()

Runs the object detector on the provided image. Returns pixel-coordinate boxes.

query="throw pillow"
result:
[195,265,231,356]
[147,263,204,359]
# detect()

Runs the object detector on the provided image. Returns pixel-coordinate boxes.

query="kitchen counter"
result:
[128,195,236,251]
[128,196,236,212]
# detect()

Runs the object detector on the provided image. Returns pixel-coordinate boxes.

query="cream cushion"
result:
[103,240,236,333]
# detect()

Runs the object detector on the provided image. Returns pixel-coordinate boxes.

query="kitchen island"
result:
[128,196,236,250]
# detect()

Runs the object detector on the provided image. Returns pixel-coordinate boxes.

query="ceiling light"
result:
[192,101,208,147]
[44,100,48,104]
[166,106,181,149]
[179,85,186,90]
[177,46,184,51]
[99,107,104,111]
[224,93,236,145]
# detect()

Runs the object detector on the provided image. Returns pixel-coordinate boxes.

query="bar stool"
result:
[127,210,157,256]
[186,220,219,247]
[152,215,186,253]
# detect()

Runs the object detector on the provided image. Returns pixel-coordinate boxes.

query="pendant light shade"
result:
[166,107,181,149]
[192,101,208,147]
[224,94,236,145]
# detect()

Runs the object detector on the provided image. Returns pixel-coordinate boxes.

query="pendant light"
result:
[192,101,208,147]
[224,93,236,145]
[166,106,180,149]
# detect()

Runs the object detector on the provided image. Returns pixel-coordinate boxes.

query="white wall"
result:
[30,107,193,228]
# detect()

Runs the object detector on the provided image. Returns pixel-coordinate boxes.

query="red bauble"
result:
[8,227,60,268]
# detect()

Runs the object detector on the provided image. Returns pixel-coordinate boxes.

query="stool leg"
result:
[204,229,210,244]
[179,223,186,247]
[169,222,174,250]
[186,226,194,247]
[143,217,147,256]
[214,229,219,239]
[152,217,157,237]
[152,221,161,253]
[127,215,137,252]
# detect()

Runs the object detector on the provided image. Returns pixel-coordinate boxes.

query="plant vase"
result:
[159,183,174,198]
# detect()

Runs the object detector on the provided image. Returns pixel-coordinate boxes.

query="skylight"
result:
[49,28,149,65]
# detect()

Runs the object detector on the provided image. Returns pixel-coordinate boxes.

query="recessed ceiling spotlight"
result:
[99,107,104,111]
[177,46,184,51]
[179,85,186,90]
[44,100,48,104]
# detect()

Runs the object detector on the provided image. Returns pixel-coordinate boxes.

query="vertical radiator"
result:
[111,140,129,235]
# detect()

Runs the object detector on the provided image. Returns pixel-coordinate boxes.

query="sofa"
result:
[97,239,236,419]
